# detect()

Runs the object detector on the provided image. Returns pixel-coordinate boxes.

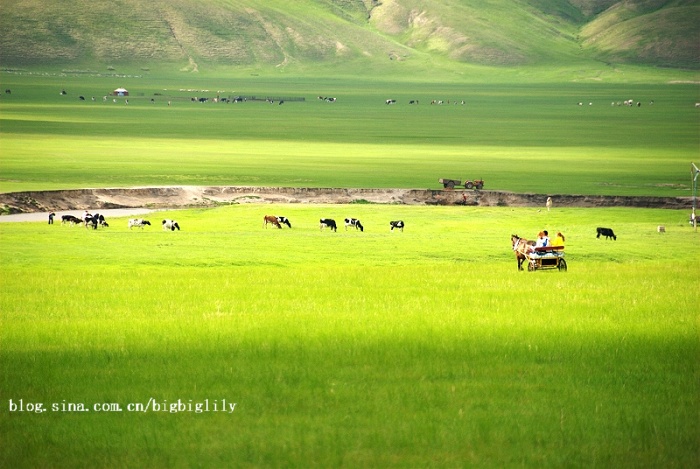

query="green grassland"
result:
[0,73,698,196]
[1,68,699,468]
[1,204,698,467]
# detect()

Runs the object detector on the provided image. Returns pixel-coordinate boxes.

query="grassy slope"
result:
[581,1,700,69]
[0,0,698,72]
[0,204,698,467]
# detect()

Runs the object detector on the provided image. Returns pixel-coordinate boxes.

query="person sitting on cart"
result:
[552,232,565,247]
[534,231,549,249]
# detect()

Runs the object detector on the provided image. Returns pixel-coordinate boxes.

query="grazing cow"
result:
[263,215,281,229]
[596,227,617,240]
[79,96,85,101]
[276,216,292,228]
[385,99,396,105]
[4,89,10,94]
[84,213,107,230]
[162,219,180,231]
[128,219,151,230]
[657,225,665,233]
[345,218,364,232]
[546,197,552,212]
[61,215,82,226]
[320,219,337,232]
[390,220,405,232]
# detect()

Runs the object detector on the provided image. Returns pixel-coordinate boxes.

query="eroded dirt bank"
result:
[0,186,692,215]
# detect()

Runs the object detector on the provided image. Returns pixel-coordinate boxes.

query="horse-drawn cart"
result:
[511,235,567,272]
[527,246,567,272]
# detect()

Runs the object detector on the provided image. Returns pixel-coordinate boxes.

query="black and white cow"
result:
[162,219,180,231]
[596,227,616,240]
[84,213,107,230]
[128,219,151,230]
[390,220,405,232]
[385,99,396,105]
[276,216,292,228]
[344,218,364,232]
[320,219,337,232]
[61,214,82,226]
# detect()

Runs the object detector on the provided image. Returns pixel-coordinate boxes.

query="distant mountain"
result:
[0,0,697,70]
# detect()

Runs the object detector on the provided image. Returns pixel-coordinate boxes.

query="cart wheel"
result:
[447,181,455,189]
[558,259,567,271]
[527,262,535,272]
[465,182,474,189]
[476,183,483,190]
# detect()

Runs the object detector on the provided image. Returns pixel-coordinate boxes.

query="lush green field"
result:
[1,73,698,196]
[1,204,698,467]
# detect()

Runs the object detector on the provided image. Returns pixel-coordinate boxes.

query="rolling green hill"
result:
[0,0,697,72]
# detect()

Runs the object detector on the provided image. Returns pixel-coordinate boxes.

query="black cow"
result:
[320,219,337,232]
[345,218,364,232]
[390,220,405,232]
[61,215,82,226]
[276,216,292,228]
[596,227,617,240]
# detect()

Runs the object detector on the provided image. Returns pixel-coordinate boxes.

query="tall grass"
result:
[1,205,698,467]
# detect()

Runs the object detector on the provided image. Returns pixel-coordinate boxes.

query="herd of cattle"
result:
[53,212,406,233]
[52,212,629,239]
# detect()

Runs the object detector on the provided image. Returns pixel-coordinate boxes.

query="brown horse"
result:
[511,234,534,271]
[263,215,281,229]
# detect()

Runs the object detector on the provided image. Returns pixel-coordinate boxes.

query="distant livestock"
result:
[385,99,396,105]
[657,225,666,233]
[276,216,292,228]
[61,215,82,226]
[344,218,364,232]
[596,227,617,240]
[84,213,107,229]
[162,219,180,231]
[128,219,151,230]
[390,220,405,232]
[320,219,337,232]
[263,215,281,229]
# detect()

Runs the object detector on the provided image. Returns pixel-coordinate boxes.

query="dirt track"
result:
[0,186,692,215]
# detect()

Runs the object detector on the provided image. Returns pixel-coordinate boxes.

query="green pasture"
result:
[1,73,698,196]
[1,204,698,468]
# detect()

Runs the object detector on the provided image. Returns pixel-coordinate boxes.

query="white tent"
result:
[113,87,129,96]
